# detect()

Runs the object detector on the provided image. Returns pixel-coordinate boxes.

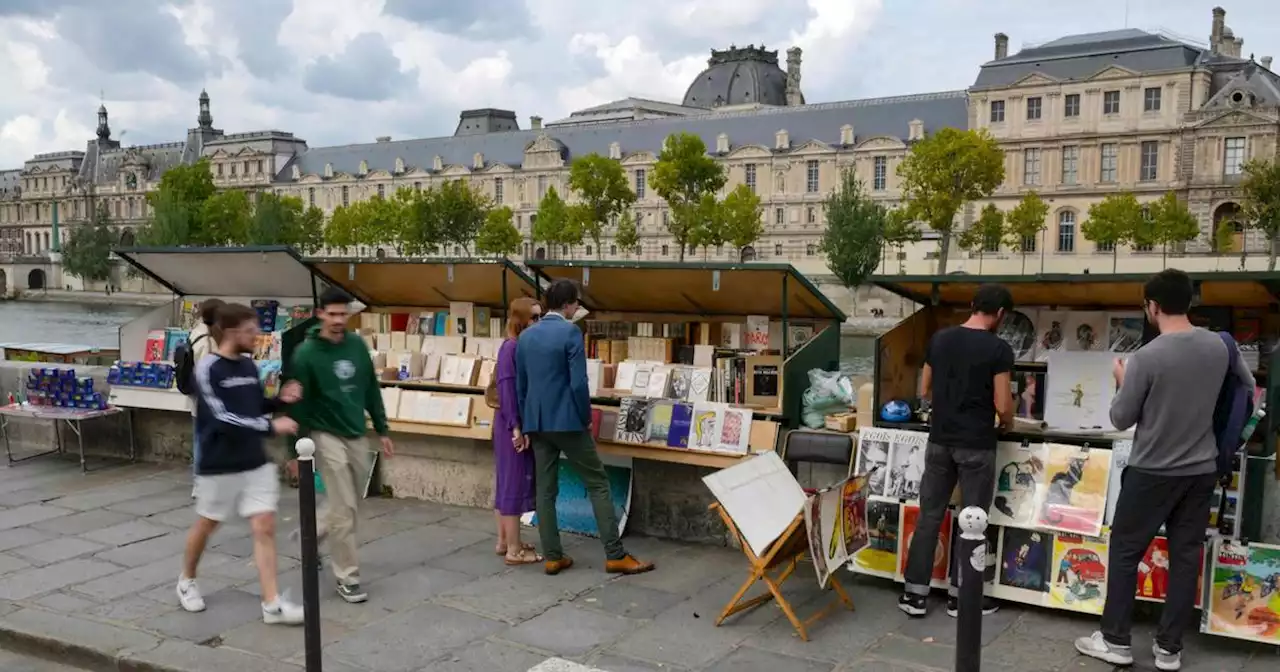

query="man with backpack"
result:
[176,299,224,498]
[1075,269,1254,672]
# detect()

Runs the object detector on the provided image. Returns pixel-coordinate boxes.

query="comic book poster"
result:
[991,441,1048,529]
[897,505,952,588]
[805,474,871,588]
[1205,540,1280,644]
[840,474,871,558]
[994,527,1052,605]
[1036,443,1112,537]
[851,497,900,579]
[855,428,894,497]
[1048,532,1110,615]
[1136,536,1205,608]
[883,430,927,502]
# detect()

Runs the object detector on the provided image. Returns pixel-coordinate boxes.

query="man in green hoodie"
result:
[288,287,392,604]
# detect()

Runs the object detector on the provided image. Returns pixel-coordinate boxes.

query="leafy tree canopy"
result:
[568,153,636,257]
[60,203,116,282]
[475,206,522,257]
[1240,158,1280,270]
[651,132,727,261]
[1082,192,1143,272]
[821,171,887,287]
[614,210,641,258]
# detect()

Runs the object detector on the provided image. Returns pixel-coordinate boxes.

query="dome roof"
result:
[683,45,790,108]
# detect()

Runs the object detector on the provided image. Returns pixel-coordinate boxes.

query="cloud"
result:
[302,32,418,101]
[382,0,537,41]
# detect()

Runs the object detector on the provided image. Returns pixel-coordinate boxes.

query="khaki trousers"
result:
[312,431,370,586]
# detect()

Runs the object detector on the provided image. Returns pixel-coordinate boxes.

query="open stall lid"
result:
[305,258,539,308]
[872,272,1280,310]
[526,260,846,320]
[115,246,321,298]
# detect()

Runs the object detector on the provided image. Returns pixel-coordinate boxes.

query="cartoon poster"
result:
[1205,540,1280,644]
[995,527,1053,604]
[851,497,900,579]
[1035,443,1112,537]
[1044,351,1117,431]
[991,441,1048,529]
[1048,532,1109,615]
[1135,536,1205,608]
[855,428,894,497]
[883,430,928,502]
[804,474,871,588]
[897,505,952,588]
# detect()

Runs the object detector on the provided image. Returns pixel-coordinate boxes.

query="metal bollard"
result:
[955,506,988,672]
[296,438,322,672]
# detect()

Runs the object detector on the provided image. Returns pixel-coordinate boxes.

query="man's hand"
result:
[272,416,299,435]
[279,380,302,404]
[379,435,394,457]
[1113,358,1127,388]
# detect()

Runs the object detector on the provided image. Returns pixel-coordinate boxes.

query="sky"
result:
[0,0,1276,168]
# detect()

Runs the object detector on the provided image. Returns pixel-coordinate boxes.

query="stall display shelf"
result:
[107,386,192,413]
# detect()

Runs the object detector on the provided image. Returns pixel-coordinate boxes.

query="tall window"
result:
[494,177,504,204]
[1061,146,1079,185]
[341,186,349,207]
[774,207,784,227]
[1023,148,1042,186]
[1100,143,1118,182]
[806,160,819,193]
[1140,141,1159,181]
[1143,87,1162,112]
[806,243,816,256]
[537,175,548,197]
[806,207,816,225]
[661,244,669,256]
[1021,234,1036,253]
[634,169,646,199]
[1103,90,1121,115]
[1224,137,1246,176]
[1026,96,1043,120]
[744,164,757,193]
[127,199,135,218]
[990,100,1005,123]
[873,156,887,191]
[256,160,264,174]
[1064,94,1081,118]
[774,243,783,256]
[1097,240,1115,253]
[1057,211,1076,252]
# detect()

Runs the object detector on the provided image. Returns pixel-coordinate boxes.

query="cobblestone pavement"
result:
[0,456,1272,672]
[0,647,94,671]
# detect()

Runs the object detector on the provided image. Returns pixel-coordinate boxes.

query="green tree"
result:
[393,186,441,256]
[475,206,522,257]
[1003,191,1050,273]
[297,205,327,254]
[60,202,116,284]
[139,159,217,245]
[958,203,1005,274]
[719,184,764,259]
[324,204,361,252]
[1147,191,1199,266]
[533,186,580,257]
[820,171,886,285]
[568,153,636,258]
[897,127,1005,273]
[687,193,725,259]
[613,210,641,258]
[881,207,922,274]
[1082,192,1143,272]
[435,179,490,254]
[200,190,253,245]
[651,132,727,261]
[1240,158,1280,270]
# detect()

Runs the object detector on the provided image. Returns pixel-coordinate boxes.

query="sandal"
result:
[495,542,536,556]
[505,547,544,566]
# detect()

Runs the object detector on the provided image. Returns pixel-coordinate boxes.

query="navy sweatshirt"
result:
[194,353,283,475]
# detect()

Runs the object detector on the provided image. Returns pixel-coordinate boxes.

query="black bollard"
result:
[954,506,988,672]
[296,438,322,672]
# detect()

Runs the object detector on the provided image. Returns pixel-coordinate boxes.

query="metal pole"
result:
[955,506,988,672]
[295,437,322,672]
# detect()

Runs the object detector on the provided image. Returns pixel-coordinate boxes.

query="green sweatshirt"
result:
[289,326,388,445]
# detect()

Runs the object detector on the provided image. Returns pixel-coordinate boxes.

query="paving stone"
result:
[79,519,172,546]
[148,506,199,529]
[742,586,889,663]
[437,564,607,623]
[574,581,687,620]
[428,539,522,578]
[980,631,1079,670]
[28,509,136,536]
[416,639,549,672]
[0,551,33,575]
[623,546,743,595]
[282,652,371,671]
[835,658,946,672]
[84,595,179,623]
[10,537,105,565]
[51,477,176,511]
[139,575,234,606]
[123,639,297,672]
[94,530,190,567]
[326,603,506,672]
[0,558,123,600]
[220,616,349,661]
[31,591,99,613]
[107,490,194,517]
[0,504,74,531]
[72,552,233,601]
[1011,607,1099,643]
[703,646,837,672]
[204,554,300,585]
[359,524,493,571]
[865,633,955,671]
[137,588,267,642]
[501,603,636,657]
[893,602,1021,647]
[0,527,55,552]
[586,652,690,671]
[361,564,477,614]
[0,646,97,671]
[349,510,422,543]
[424,505,494,531]
[0,606,160,658]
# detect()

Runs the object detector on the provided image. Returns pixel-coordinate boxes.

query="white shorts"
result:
[194,463,280,522]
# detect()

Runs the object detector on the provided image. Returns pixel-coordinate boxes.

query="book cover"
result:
[645,400,675,442]
[474,307,491,337]
[615,396,651,443]
[666,402,693,447]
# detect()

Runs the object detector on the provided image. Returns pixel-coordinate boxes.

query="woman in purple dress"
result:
[493,297,542,565]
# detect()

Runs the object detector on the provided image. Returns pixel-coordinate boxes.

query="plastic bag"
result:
[801,368,856,428]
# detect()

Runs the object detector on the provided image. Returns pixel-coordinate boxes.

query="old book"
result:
[615,396,652,443]
[745,355,783,408]
[645,400,675,443]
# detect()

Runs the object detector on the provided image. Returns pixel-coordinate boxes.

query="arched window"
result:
[1057,211,1076,252]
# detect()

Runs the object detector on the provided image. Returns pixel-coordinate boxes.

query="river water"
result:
[0,301,153,350]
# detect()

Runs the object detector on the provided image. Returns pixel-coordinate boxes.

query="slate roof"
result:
[974,29,1208,88]
[0,169,20,198]
[278,90,969,181]
[684,54,790,107]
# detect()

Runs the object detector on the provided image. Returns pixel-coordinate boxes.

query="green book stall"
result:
[858,272,1280,646]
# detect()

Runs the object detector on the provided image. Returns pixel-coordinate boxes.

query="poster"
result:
[997,308,1038,362]
[994,527,1052,604]
[522,457,632,538]
[884,430,927,502]
[897,505,951,588]
[1106,312,1145,353]
[1205,540,1280,643]
[689,402,724,451]
[1135,537,1205,608]
[804,474,871,588]
[805,493,830,586]
[1064,311,1107,352]
[1035,310,1068,363]
[851,497,900,578]
[1048,532,1109,615]
[991,441,1047,529]
[1044,351,1117,431]
[701,452,806,557]
[952,517,999,585]
[1014,370,1046,421]
[1104,439,1131,527]
[1036,444,1112,536]
[855,428,893,497]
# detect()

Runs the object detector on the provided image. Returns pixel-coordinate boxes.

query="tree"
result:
[60,202,115,284]
[651,132,727,261]
[881,207,922,273]
[718,184,764,258]
[687,193,725,259]
[1082,192,1143,272]
[568,153,636,258]
[1240,158,1280,270]
[958,203,1005,274]
[532,186,579,257]
[435,179,490,254]
[1003,191,1049,273]
[1146,191,1199,266]
[820,171,886,286]
[897,127,1005,273]
[475,206,522,257]
[393,186,441,256]
[614,210,641,258]
[139,159,216,246]
[201,190,253,245]
[297,205,327,254]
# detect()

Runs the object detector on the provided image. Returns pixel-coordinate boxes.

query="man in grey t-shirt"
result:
[1076,269,1253,672]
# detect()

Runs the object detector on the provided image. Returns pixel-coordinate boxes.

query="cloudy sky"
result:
[1,0,1276,167]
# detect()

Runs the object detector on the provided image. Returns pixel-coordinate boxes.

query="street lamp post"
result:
[295,438,322,672]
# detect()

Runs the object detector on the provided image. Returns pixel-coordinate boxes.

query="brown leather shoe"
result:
[544,556,574,575]
[606,555,655,575]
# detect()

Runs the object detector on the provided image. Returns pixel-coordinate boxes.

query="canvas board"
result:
[703,452,807,557]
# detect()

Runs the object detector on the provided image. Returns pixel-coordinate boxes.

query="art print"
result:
[1136,537,1205,608]
[1205,540,1280,643]
[991,441,1047,529]
[1064,311,1107,352]
[1107,312,1145,353]
[1104,439,1131,527]
[669,367,692,400]
[883,431,927,501]
[1049,532,1109,615]
[805,474,870,588]
[1035,310,1068,363]
[805,492,831,587]
[851,497,900,579]
[1014,370,1046,421]
[897,505,951,587]
[1036,444,1111,536]
[690,402,724,451]
[1044,351,1117,431]
[952,516,999,584]
[645,401,674,443]
[614,396,651,443]
[688,368,712,403]
[840,474,871,557]
[855,428,894,497]
[997,308,1038,362]
[717,408,752,454]
[995,527,1052,604]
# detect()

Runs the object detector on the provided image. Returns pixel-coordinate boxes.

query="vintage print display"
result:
[1036,444,1112,536]
[1064,311,1107,352]
[997,308,1038,362]
[991,441,1048,529]
[883,431,927,501]
[855,428,894,497]
[1014,370,1046,421]
[669,368,692,401]
[1135,537,1205,608]
[1205,540,1280,644]
[840,475,871,558]
[716,407,753,454]
[1106,312,1145,353]
[689,401,726,451]
[897,505,952,587]
[1044,351,1117,431]
[805,493,831,586]
[852,497,901,579]
[1035,310,1068,363]
[644,401,675,443]
[804,474,872,588]
[1104,439,1131,527]
[1049,532,1109,615]
[614,397,652,443]
[995,527,1053,604]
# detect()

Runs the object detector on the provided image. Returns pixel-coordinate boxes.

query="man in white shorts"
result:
[178,302,303,625]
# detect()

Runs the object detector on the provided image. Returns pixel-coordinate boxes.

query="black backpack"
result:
[174,333,208,395]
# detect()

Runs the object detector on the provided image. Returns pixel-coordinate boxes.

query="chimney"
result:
[785,47,804,107]
[530,115,542,130]
[1211,7,1225,53]
[376,136,391,143]
[716,133,729,153]
[1233,37,1244,58]
[908,119,924,141]
[994,33,1009,60]
[1263,56,1274,70]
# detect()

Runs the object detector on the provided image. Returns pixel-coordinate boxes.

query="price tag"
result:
[712,270,721,291]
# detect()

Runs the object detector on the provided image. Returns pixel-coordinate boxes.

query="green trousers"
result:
[531,431,626,561]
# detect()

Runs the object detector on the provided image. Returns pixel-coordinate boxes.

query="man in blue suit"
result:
[517,279,654,576]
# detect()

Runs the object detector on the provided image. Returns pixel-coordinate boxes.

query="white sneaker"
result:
[176,577,206,612]
[1074,631,1134,666]
[1153,642,1182,671]
[262,594,305,625]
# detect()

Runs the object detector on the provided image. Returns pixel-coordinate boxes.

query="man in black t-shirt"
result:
[899,284,1015,618]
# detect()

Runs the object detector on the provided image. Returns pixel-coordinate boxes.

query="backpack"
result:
[1212,331,1253,481]
[174,333,208,395]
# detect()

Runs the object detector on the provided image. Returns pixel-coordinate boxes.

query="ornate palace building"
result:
[1,6,1277,302]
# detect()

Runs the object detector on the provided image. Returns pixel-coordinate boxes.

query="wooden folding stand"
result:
[709,503,854,641]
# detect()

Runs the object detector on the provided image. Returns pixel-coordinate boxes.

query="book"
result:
[645,400,675,442]
[667,402,693,447]
[615,396,652,443]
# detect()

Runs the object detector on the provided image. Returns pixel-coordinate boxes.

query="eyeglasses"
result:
[530,314,541,322]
